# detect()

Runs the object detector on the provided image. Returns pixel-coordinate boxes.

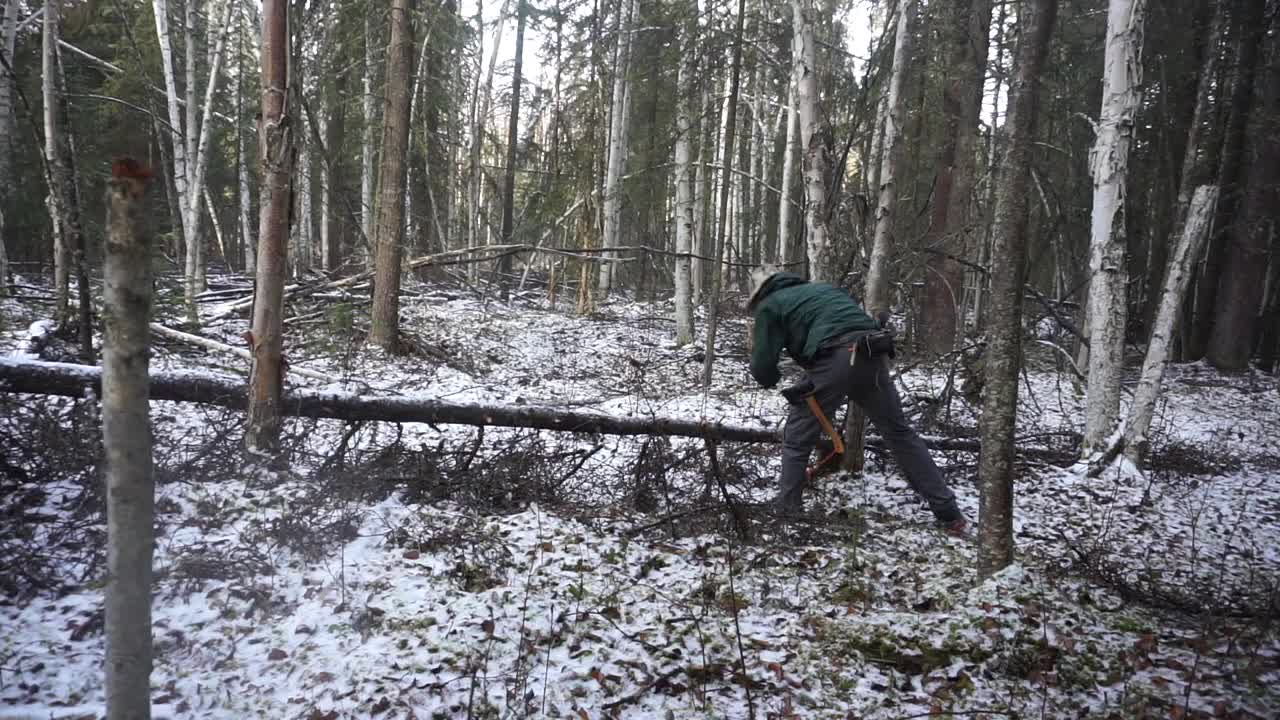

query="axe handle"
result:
[805,395,845,455]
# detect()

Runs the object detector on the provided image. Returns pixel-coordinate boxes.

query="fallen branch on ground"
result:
[0,358,1073,460]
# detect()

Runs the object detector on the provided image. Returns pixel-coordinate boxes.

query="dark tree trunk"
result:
[977,0,1056,578]
[921,0,992,356]
[497,0,526,301]
[324,62,347,272]
[1207,17,1278,371]
[1186,0,1267,361]
[369,0,416,350]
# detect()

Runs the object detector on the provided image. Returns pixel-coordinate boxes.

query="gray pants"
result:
[777,342,961,522]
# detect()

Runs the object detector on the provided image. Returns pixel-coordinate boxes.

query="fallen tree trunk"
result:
[0,358,1070,459]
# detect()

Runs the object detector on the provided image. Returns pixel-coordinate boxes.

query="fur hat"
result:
[747,265,781,309]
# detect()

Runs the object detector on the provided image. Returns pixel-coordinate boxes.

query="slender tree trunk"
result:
[50,38,92,359]
[978,0,1057,578]
[793,0,832,283]
[1082,0,1147,454]
[152,0,193,298]
[0,0,15,287]
[864,0,915,312]
[361,12,379,262]
[673,9,697,345]
[1124,186,1217,461]
[295,136,313,276]
[103,159,156,720]
[1208,23,1279,371]
[185,0,233,298]
[692,80,710,300]
[598,0,636,298]
[1189,0,1267,361]
[1154,0,1224,358]
[921,0,992,354]
[321,68,347,272]
[369,0,416,350]
[246,0,293,454]
[496,0,526,301]
[43,0,70,326]
[700,0,748,389]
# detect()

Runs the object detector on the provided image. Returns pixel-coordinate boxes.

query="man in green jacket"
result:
[748,267,967,535]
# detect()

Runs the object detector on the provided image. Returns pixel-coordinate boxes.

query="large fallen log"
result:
[0,358,1071,459]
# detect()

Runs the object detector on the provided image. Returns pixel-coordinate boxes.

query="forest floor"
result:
[1,271,1278,719]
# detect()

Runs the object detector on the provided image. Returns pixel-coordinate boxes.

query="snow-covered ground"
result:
[1,277,1277,719]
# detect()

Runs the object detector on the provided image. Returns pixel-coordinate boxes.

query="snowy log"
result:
[0,358,780,443]
[0,358,1077,460]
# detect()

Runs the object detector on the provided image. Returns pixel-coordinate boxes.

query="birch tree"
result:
[864,0,915,313]
[673,9,697,345]
[598,0,637,298]
[1082,0,1147,454]
[1124,186,1218,462]
[775,71,798,265]
[362,12,379,256]
[102,158,156,720]
[978,0,1057,578]
[43,0,70,326]
[369,0,416,350]
[792,0,832,283]
[700,0,748,389]
[246,0,293,453]
[152,0,232,321]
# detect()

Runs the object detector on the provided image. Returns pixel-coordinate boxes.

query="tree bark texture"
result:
[369,0,416,350]
[921,0,992,355]
[700,0,748,390]
[792,0,831,283]
[598,0,636,298]
[102,160,155,720]
[43,0,70,326]
[977,0,1056,578]
[246,0,293,453]
[864,0,915,314]
[496,0,526,301]
[361,12,379,256]
[1124,185,1217,462]
[1083,0,1147,454]
[1207,20,1279,371]
[673,11,697,346]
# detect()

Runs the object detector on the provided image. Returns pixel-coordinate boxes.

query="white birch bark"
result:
[598,0,636,297]
[1083,0,1146,453]
[296,137,312,275]
[361,12,378,259]
[103,162,156,720]
[238,122,255,274]
[776,74,798,265]
[468,0,510,277]
[183,0,198,188]
[793,0,832,284]
[864,0,914,311]
[184,0,232,295]
[43,0,69,323]
[673,17,697,345]
[1122,185,1217,462]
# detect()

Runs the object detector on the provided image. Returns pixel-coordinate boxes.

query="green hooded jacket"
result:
[748,273,878,388]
